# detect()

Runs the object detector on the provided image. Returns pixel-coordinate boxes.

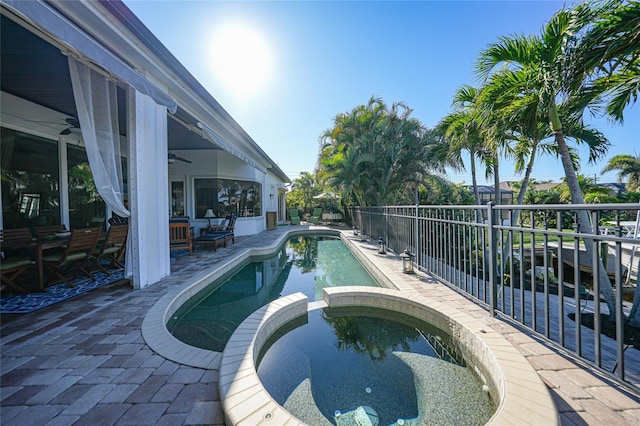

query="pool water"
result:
[168,236,378,351]
[257,307,495,426]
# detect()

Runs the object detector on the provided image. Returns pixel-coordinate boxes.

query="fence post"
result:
[385,206,389,250]
[487,202,498,316]
[415,204,420,265]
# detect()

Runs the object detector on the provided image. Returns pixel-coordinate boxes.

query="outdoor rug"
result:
[0,270,126,314]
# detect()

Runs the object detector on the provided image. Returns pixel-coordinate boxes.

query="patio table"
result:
[0,235,68,291]
[34,236,70,291]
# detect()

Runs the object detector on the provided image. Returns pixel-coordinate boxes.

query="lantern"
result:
[353,225,359,235]
[377,237,386,254]
[400,249,415,274]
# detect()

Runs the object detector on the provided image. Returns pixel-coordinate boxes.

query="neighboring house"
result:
[0,1,290,289]
[467,185,514,205]
[499,180,562,194]
[533,182,561,192]
[601,182,627,196]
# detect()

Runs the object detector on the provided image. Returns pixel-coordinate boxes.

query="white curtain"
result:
[69,57,133,279]
[68,57,130,218]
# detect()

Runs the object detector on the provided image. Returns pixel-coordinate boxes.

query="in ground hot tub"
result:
[257,306,495,425]
[219,287,560,425]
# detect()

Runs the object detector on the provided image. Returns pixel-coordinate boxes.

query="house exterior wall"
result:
[167,150,285,237]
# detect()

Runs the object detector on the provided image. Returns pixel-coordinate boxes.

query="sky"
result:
[124,0,639,186]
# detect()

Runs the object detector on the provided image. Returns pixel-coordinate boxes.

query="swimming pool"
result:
[257,306,495,425]
[167,236,378,351]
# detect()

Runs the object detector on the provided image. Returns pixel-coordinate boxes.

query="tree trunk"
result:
[470,153,483,224]
[471,153,480,205]
[501,142,538,279]
[550,103,618,319]
[516,143,538,207]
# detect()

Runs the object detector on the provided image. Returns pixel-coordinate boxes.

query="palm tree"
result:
[476,3,621,317]
[318,96,437,206]
[438,86,494,206]
[601,154,640,192]
[289,171,319,214]
[579,0,640,326]
[578,0,640,122]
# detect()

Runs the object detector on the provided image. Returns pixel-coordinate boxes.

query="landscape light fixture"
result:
[378,237,386,254]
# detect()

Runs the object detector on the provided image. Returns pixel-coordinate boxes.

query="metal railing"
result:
[347,203,640,391]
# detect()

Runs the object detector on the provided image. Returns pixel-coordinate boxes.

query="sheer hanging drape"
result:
[68,57,129,218]
[68,57,133,277]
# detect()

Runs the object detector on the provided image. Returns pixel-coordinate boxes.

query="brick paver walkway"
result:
[1,226,639,425]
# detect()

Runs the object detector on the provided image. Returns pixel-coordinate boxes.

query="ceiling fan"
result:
[60,117,81,135]
[168,152,192,164]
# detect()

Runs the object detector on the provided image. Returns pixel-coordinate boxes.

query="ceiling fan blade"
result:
[168,152,192,164]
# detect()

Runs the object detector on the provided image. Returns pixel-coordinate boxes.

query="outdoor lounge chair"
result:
[169,217,193,255]
[43,227,101,287]
[91,223,128,275]
[194,232,227,251]
[289,208,301,225]
[309,208,323,224]
[200,214,236,245]
[194,216,229,251]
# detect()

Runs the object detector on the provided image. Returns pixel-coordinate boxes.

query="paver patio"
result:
[1,225,639,425]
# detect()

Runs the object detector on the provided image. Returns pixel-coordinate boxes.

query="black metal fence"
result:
[347,203,640,391]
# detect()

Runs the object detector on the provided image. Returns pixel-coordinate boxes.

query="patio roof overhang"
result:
[3,0,176,113]
[1,0,290,183]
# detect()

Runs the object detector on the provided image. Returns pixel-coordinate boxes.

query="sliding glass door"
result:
[1,128,61,228]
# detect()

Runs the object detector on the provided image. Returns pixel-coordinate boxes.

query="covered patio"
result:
[1,1,289,291]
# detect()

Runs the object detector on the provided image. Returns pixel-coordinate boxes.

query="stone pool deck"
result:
[1,225,639,425]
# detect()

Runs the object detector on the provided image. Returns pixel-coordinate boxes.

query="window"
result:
[1,128,60,228]
[67,144,106,229]
[194,178,261,218]
[171,180,185,217]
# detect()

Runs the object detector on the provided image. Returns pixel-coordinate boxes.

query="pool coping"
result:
[220,287,560,426]
[142,229,560,425]
[141,228,352,369]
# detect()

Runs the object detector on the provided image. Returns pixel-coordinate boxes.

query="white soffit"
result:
[3,0,177,113]
[198,122,267,174]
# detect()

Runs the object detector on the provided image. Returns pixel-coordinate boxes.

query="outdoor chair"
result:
[194,230,227,251]
[169,217,193,255]
[309,208,323,224]
[42,227,101,288]
[1,228,36,293]
[201,214,236,244]
[289,208,301,225]
[91,223,128,275]
[34,224,67,239]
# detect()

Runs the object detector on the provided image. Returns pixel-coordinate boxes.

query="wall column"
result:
[127,90,170,289]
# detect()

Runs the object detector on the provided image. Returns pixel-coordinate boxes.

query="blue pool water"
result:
[168,236,378,351]
[257,307,495,426]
